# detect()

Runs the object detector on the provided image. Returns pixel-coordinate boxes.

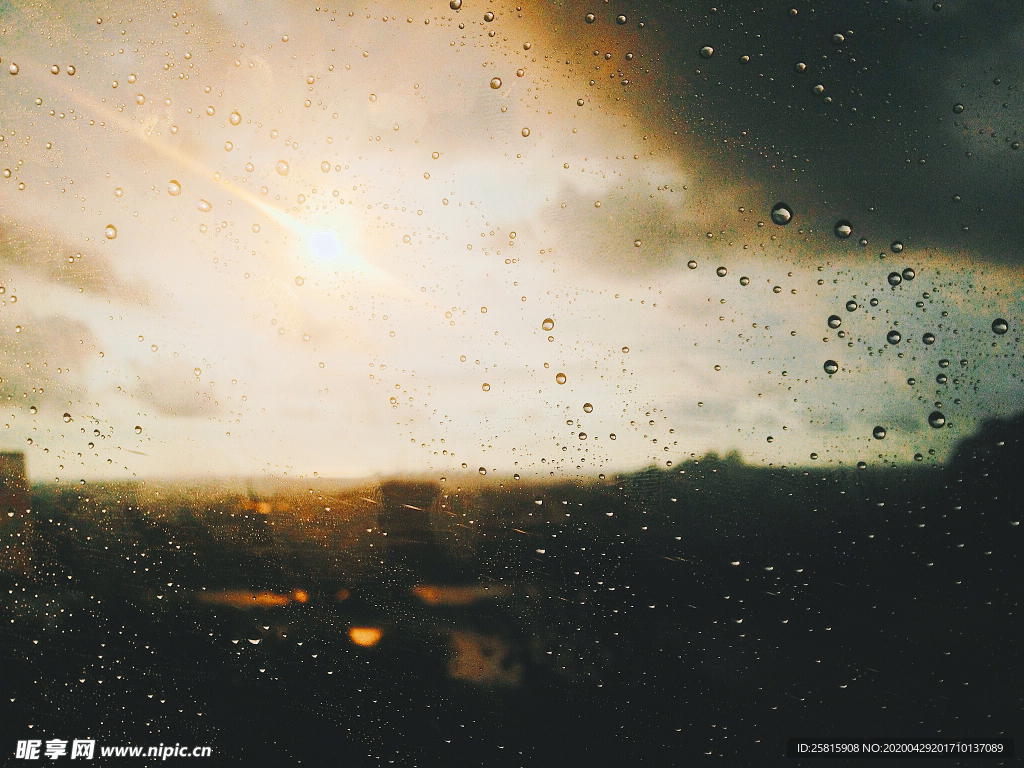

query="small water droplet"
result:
[823,360,839,375]
[63,413,73,423]
[478,466,486,475]
[928,411,946,428]
[541,318,554,331]
[902,267,915,281]
[887,330,901,345]
[890,241,904,253]
[167,180,181,196]
[827,315,842,329]
[834,220,853,239]
[922,333,935,345]
[887,271,902,286]
[8,63,19,75]
[992,318,1008,335]
[716,266,727,277]
[276,160,290,176]
[555,372,567,384]
[585,13,595,23]
[846,300,858,312]
[489,77,502,89]
[952,103,964,114]
[583,402,594,413]
[521,127,530,137]
[134,425,143,434]
[794,62,806,72]
[739,276,750,286]
[482,383,490,392]
[197,199,212,213]
[229,110,242,125]
[873,426,886,440]
[770,202,792,225]
[700,46,714,59]
[104,224,117,239]
[687,260,697,269]
[294,276,304,286]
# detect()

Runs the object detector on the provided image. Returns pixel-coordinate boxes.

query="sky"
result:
[0,0,1021,482]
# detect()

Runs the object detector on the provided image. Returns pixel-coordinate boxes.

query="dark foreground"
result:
[0,448,1020,766]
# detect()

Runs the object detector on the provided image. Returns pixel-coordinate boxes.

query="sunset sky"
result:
[1,0,1021,481]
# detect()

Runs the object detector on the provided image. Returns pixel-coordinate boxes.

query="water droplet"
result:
[541,318,554,331]
[887,271,902,286]
[585,13,595,23]
[555,372,567,384]
[770,202,792,225]
[294,276,304,286]
[229,110,242,126]
[63,413,72,423]
[827,315,842,329]
[902,267,915,281]
[739,276,750,286]
[621,346,629,354]
[716,266,728,277]
[928,411,946,428]
[846,300,858,312]
[886,330,901,345]
[8,63,19,75]
[939,358,950,368]
[489,77,502,89]
[450,0,462,8]
[136,93,145,105]
[521,127,530,137]
[583,402,593,413]
[700,46,714,59]
[831,32,845,45]
[834,220,853,239]
[823,360,839,375]
[687,260,697,269]
[952,103,964,114]
[276,160,290,176]
[794,62,806,72]
[922,333,935,345]
[114,187,124,199]
[936,373,947,385]
[478,466,486,475]
[856,461,867,470]
[104,225,118,239]
[483,11,494,21]
[992,318,1008,335]
[872,426,886,440]
[50,64,60,75]
[890,241,904,253]
[167,180,181,196]
[197,199,212,213]
[134,425,143,434]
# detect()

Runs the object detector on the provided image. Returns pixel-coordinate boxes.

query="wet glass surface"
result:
[1,1,1021,765]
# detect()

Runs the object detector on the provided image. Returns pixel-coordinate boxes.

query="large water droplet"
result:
[887,330,901,345]
[700,46,714,59]
[197,199,212,213]
[104,224,118,239]
[827,315,842,329]
[555,372,567,385]
[887,272,902,286]
[489,77,502,89]
[928,411,946,428]
[873,426,886,440]
[890,241,904,253]
[276,160,290,176]
[902,267,915,281]
[167,180,181,196]
[992,318,1008,335]
[716,266,728,277]
[229,110,242,126]
[770,202,792,225]
[541,318,554,331]
[8,63,19,75]
[450,0,462,8]
[846,300,858,312]
[823,360,839,375]
[922,333,935,345]
[834,220,853,239]
[583,402,594,413]
[952,103,964,114]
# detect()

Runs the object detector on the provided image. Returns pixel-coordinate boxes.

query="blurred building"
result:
[0,452,33,575]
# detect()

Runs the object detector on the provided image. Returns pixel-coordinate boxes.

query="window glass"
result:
[1,1,1020,763]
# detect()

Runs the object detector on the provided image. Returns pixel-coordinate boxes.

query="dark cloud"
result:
[635,1,1024,263]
